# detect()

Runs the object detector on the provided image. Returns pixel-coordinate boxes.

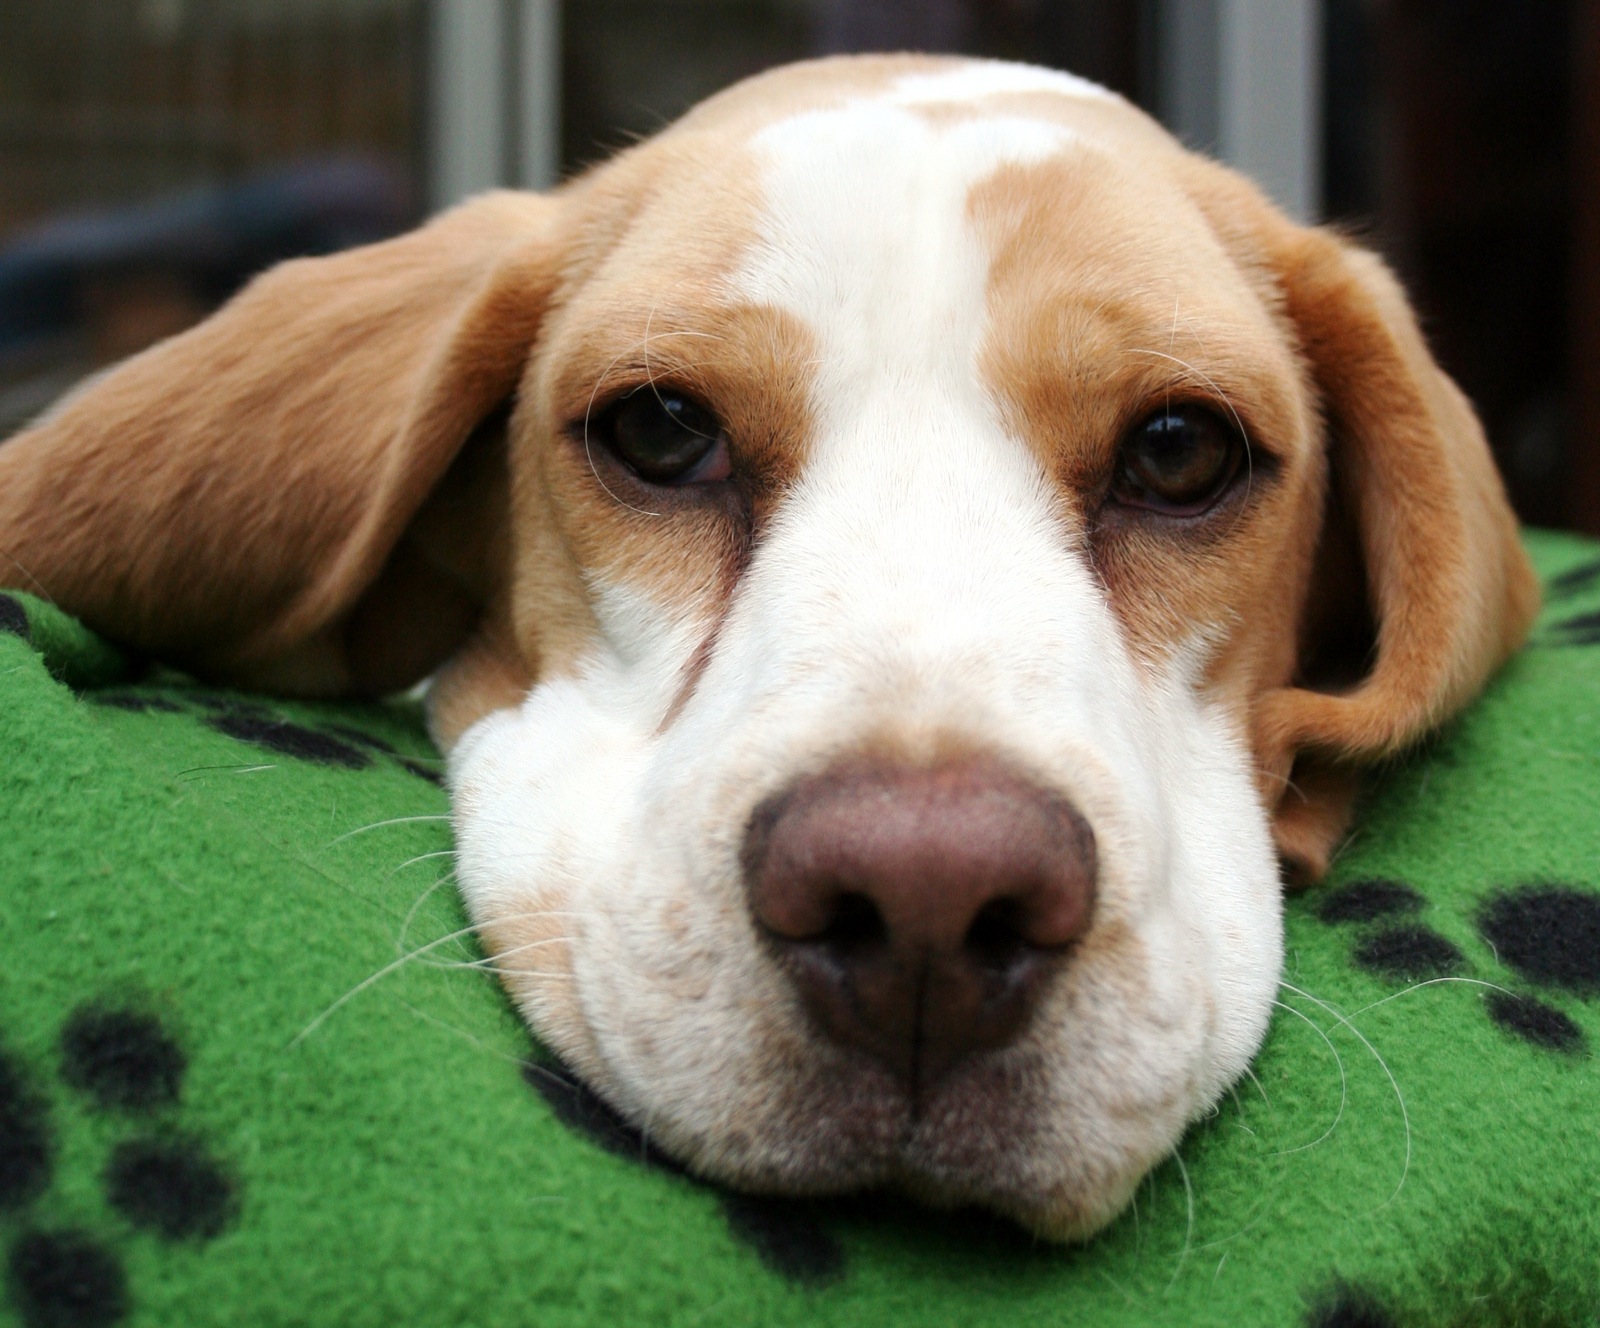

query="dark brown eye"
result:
[1111,406,1244,515]
[593,388,730,486]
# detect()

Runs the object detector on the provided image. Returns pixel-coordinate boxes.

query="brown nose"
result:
[742,756,1096,1095]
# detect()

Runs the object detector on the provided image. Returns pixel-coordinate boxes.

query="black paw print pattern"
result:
[0,598,29,644]
[2,1006,238,1328]
[0,594,440,783]
[523,1059,847,1288]
[1314,878,1598,1055]
[1314,879,1467,983]
[1544,555,1600,646]
[87,689,443,785]
[1305,1281,1398,1328]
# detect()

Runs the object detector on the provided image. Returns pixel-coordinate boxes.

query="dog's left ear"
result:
[1187,167,1541,880]
[1265,214,1539,878]
[0,190,559,696]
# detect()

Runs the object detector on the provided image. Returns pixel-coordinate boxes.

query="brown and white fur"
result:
[0,56,1538,1239]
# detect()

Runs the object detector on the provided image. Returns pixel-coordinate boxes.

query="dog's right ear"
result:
[0,191,560,696]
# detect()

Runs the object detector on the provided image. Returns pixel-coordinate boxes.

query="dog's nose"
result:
[742,757,1096,1094]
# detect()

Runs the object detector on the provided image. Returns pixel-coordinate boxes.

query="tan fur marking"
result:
[974,149,1320,731]
[509,139,816,679]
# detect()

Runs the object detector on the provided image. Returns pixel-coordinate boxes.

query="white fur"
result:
[451,70,1283,1238]
[886,61,1118,107]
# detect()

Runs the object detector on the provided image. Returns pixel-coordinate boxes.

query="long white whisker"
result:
[291,925,494,1046]
[1192,1208,1267,1256]
[1279,979,1412,1207]
[389,849,456,875]
[1345,975,1515,1019]
[324,814,452,847]
[1127,347,1248,448]
[1183,321,1259,537]
[1266,998,1347,1155]
[417,935,573,973]
[584,343,665,518]
[395,999,531,1067]
[396,873,457,956]
[1165,295,1180,420]
[176,762,279,779]
[1164,1147,1195,1292]
[295,908,579,1044]
[1240,1063,1272,1107]
[579,306,728,520]
[1128,342,1257,536]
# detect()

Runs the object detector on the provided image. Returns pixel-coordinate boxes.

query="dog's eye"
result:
[1111,407,1244,515]
[594,388,730,486]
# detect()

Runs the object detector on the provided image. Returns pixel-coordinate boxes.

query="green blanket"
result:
[1,530,1598,1328]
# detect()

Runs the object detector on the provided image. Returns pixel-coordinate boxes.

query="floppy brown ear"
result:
[1249,223,1541,879]
[0,190,559,696]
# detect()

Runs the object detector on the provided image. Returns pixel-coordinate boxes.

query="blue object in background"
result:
[0,155,413,360]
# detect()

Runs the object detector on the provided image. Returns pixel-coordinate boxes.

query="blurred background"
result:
[1,0,1594,532]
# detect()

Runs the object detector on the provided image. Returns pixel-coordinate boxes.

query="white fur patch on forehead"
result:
[885,61,1116,107]
[733,103,1076,403]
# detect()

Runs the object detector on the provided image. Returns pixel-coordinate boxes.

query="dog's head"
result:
[0,56,1537,1237]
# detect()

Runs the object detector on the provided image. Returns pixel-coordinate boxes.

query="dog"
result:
[0,55,1539,1239]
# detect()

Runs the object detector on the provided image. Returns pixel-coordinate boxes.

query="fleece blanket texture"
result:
[0,530,1598,1328]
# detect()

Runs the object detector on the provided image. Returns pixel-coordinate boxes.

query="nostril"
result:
[816,891,888,954]
[964,898,1030,968]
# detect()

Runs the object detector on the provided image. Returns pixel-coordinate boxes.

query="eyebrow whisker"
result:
[1126,344,1259,535]
[579,315,729,519]
[584,345,666,519]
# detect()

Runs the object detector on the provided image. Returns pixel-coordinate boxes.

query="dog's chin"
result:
[613,1043,1176,1243]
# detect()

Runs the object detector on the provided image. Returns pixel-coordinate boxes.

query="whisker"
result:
[1164,295,1180,421]
[522,1060,576,1092]
[416,934,573,974]
[395,999,531,1067]
[324,814,452,847]
[396,873,458,956]
[1266,998,1347,1155]
[176,762,279,779]
[1164,1147,1195,1292]
[293,908,576,1044]
[1254,764,1305,801]
[1345,975,1515,1019]
[1279,979,1412,1207]
[1126,346,1248,445]
[389,849,456,875]
[1098,1269,1137,1306]
[579,303,728,521]
[645,329,725,343]
[1129,340,1258,538]
[0,544,59,606]
[291,924,493,1046]
[583,347,665,518]
[641,307,721,445]
[1192,1207,1267,1256]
